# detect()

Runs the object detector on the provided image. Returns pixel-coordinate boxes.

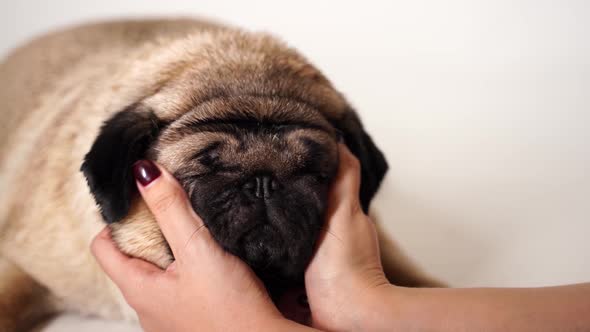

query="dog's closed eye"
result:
[192,141,223,167]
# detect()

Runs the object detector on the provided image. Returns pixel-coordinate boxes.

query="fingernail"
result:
[133,160,161,186]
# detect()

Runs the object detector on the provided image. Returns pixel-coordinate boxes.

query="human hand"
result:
[91,160,313,332]
[305,144,390,331]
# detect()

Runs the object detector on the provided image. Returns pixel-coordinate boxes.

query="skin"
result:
[91,162,314,331]
[92,144,590,331]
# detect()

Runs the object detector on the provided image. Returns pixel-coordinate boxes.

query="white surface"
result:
[1,1,589,331]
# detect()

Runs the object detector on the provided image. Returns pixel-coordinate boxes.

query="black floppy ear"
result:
[334,110,388,212]
[80,104,166,223]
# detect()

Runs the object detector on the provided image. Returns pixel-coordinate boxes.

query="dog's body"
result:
[0,19,438,331]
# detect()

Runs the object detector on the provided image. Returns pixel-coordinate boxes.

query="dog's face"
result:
[81,33,388,288]
[155,97,339,282]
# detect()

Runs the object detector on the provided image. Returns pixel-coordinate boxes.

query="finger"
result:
[133,160,207,258]
[327,144,363,218]
[91,227,163,296]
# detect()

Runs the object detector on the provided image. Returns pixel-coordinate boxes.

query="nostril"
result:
[242,179,257,197]
[244,175,278,199]
[261,176,277,199]
[255,176,263,198]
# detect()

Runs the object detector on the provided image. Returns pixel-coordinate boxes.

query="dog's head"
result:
[81,32,388,287]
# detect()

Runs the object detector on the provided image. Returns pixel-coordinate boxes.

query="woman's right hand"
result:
[306,145,590,332]
[304,144,390,331]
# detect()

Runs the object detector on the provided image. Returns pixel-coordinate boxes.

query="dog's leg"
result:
[375,222,445,287]
[0,257,56,332]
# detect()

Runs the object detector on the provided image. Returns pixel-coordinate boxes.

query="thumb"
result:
[91,227,164,299]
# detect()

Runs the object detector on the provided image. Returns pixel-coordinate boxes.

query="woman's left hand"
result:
[91,160,315,332]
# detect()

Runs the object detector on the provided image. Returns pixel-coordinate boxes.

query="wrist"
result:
[324,271,393,331]
[354,282,403,331]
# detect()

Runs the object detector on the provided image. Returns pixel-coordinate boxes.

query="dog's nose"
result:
[243,175,278,199]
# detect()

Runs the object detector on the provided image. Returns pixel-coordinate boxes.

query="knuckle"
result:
[338,156,361,193]
[152,191,178,215]
[183,226,213,257]
[348,155,361,173]
[90,233,110,260]
[90,229,108,253]
[122,274,155,311]
[350,200,364,217]
[89,237,100,255]
[341,153,361,177]
[122,290,143,310]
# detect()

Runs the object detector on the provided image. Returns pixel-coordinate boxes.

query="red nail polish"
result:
[133,160,161,186]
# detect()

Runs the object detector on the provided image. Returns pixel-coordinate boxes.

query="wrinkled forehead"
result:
[151,96,337,174]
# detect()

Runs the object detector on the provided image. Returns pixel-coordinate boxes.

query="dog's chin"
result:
[188,175,331,290]
[241,224,285,265]
[219,223,319,286]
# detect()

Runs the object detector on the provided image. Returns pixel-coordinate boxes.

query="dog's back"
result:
[0,18,228,325]
[0,19,220,160]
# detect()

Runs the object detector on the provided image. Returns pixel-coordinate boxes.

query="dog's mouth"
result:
[239,224,285,267]
[206,214,320,288]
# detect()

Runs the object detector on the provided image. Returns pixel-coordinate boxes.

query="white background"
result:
[1,1,589,330]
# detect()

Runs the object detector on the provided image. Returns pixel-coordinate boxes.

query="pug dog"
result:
[0,18,439,331]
